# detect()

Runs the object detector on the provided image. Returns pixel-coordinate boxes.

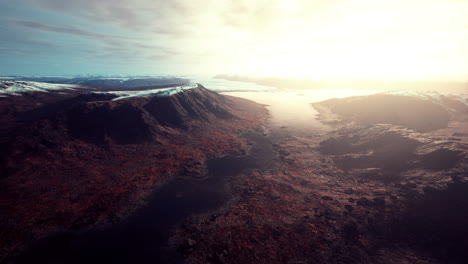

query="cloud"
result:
[222,0,281,31]
[0,47,30,56]
[2,14,179,64]
[0,45,55,57]
[10,0,289,35]
[9,19,127,40]
[16,0,193,31]
[0,37,56,48]
[147,54,172,61]
[1,0,466,78]
[133,43,165,50]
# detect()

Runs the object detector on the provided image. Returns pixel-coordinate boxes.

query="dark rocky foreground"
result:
[12,131,274,264]
[2,87,467,263]
[176,92,468,264]
[0,83,268,262]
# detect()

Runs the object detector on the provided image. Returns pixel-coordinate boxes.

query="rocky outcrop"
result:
[313,93,467,132]
[9,85,236,146]
[176,92,468,264]
[62,86,235,145]
[0,83,268,262]
[316,91,468,263]
[142,87,235,128]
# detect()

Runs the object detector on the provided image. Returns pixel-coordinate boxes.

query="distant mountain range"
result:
[0,76,190,89]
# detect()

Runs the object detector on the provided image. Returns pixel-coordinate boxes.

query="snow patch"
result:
[383,90,468,109]
[192,77,275,92]
[0,80,78,96]
[93,82,199,101]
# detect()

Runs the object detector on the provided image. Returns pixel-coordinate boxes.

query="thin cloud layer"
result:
[17,0,196,31]
[0,0,467,79]
[10,20,128,39]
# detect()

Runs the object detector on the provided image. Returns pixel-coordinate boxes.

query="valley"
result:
[1,79,467,264]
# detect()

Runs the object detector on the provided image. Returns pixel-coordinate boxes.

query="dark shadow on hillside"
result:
[390,179,468,264]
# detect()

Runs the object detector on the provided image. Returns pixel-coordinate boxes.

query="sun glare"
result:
[211,0,468,81]
[277,0,298,10]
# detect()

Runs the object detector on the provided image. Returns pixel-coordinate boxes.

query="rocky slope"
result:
[175,92,468,264]
[313,92,467,132]
[0,82,268,262]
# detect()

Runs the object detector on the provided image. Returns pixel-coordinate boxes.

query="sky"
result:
[0,0,467,80]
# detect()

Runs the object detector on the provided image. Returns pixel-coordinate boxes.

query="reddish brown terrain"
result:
[2,84,467,264]
[0,82,267,262]
[175,92,468,264]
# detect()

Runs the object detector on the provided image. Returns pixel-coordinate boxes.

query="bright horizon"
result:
[1,0,467,81]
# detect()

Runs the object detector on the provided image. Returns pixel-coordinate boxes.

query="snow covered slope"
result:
[385,90,468,107]
[0,80,198,99]
[0,80,78,96]
[93,82,199,101]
